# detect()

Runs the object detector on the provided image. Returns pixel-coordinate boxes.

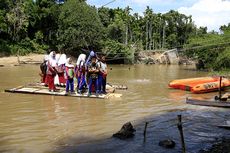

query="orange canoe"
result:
[169,77,220,91]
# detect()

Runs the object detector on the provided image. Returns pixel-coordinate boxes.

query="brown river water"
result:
[0,64,230,153]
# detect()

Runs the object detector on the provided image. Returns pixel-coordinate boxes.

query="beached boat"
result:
[186,97,230,108]
[5,85,122,99]
[169,77,230,93]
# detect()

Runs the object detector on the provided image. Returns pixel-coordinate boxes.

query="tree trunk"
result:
[152,32,155,50]
[149,21,152,50]
[145,20,148,50]
[125,24,128,45]
[162,24,165,49]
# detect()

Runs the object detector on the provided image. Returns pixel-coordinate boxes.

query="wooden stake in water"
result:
[143,122,149,142]
[219,76,222,100]
[177,115,186,153]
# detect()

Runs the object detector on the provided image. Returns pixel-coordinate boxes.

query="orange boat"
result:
[169,77,220,91]
[191,78,230,94]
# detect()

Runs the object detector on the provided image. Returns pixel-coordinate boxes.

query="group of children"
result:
[40,51,107,96]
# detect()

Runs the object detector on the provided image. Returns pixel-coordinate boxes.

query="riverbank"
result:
[0,54,44,66]
[54,109,230,153]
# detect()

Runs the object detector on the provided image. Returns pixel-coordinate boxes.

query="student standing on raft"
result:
[39,55,49,85]
[65,58,75,94]
[99,54,108,94]
[76,54,87,94]
[57,54,67,87]
[85,50,96,84]
[87,56,99,96]
[47,51,58,92]
[86,50,96,66]
[54,53,61,85]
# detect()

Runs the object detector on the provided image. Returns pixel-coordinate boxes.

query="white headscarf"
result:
[58,54,67,66]
[76,54,86,67]
[44,55,49,61]
[66,58,74,68]
[56,53,61,62]
[49,51,57,67]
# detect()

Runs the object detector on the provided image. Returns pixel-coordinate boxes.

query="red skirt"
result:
[47,74,56,90]
[41,74,46,83]
[58,73,66,84]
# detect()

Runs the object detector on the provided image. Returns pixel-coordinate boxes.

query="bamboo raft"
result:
[186,97,230,108]
[5,85,122,99]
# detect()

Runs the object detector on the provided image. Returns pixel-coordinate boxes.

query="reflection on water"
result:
[0,64,228,153]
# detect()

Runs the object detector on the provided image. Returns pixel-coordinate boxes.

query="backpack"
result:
[40,62,47,74]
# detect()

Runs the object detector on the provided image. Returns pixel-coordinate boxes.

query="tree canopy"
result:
[0,0,229,69]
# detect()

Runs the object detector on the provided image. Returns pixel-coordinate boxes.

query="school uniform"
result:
[88,62,99,95]
[47,52,57,91]
[76,54,87,93]
[65,58,75,93]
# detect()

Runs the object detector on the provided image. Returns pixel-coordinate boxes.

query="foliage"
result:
[183,24,230,70]
[0,0,229,67]
[102,39,134,63]
[57,0,103,54]
[213,47,230,71]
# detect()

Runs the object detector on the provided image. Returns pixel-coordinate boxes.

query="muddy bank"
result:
[0,54,44,66]
[54,109,230,153]
[136,50,194,65]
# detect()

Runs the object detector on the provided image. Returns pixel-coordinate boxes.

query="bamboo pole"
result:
[219,76,222,100]
[143,122,149,142]
[177,115,186,153]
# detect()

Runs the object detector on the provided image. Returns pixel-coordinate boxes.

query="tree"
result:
[6,0,29,41]
[58,0,103,54]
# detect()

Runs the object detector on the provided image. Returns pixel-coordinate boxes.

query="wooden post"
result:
[17,49,20,64]
[177,115,186,153]
[143,122,149,142]
[219,76,222,100]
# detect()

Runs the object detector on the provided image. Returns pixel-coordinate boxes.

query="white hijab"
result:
[58,54,67,66]
[44,55,49,61]
[49,51,57,67]
[76,54,86,67]
[66,58,74,68]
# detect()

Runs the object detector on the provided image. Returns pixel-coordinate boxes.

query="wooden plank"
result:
[186,98,230,108]
[4,87,122,99]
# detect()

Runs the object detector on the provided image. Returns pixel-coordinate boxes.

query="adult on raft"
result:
[47,51,58,92]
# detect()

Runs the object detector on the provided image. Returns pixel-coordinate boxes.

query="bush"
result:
[0,39,10,56]
[102,40,134,63]
[213,47,230,70]
[1,38,48,56]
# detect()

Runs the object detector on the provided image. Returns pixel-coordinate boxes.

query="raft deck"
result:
[5,86,122,99]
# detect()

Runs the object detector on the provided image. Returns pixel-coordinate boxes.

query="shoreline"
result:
[0,54,45,66]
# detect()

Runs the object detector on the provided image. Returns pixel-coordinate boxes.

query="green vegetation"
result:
[0,0,229,69]
[183,24,230,71]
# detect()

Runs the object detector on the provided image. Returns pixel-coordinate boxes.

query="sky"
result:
[87,0,230,31]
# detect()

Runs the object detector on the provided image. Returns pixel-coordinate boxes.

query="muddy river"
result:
[0,64,229,153]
